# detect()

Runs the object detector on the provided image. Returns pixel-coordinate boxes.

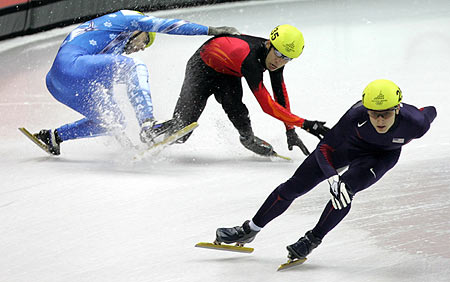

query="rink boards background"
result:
[0,0,243,40]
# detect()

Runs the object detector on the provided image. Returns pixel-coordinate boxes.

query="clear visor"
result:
[273,46,293,62]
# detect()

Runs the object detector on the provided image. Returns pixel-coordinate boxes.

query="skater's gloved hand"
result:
[286,128,310,156]
[302,120,330,140]
[327,175,353,210]
[208,26,240,36]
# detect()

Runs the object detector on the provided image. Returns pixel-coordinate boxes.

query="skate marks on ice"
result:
[347,156,450,258]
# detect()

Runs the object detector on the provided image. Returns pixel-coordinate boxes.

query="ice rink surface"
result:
[1,0,449,281]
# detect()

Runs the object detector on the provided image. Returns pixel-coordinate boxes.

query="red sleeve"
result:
[269,68,297,130]
[252,81,305,127]
[280,84,295,130]
[272,75,295,130]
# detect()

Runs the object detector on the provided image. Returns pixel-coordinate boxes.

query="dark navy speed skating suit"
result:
[252,101,437,239]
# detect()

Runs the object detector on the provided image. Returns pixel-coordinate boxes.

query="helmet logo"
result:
[372,91,387,106]
[283,41,295,53]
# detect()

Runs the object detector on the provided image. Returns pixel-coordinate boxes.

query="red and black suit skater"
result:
[171,25,330,156]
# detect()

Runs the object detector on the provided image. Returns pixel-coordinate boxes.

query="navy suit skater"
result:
[252,101,436,238]
[214,79,437,261]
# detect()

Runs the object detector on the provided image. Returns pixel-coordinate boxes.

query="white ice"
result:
[1,0,449,281]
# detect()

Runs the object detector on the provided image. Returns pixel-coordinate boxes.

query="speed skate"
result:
[195,241,254,253]
[18,127,53,155]
[277,257,307,271]
[134,122,198,160]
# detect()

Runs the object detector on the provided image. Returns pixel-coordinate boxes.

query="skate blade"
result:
[134,122,198,160]
[273,153,292,161]
[195,242,254,253]
[155,122,198,147]
[18,127,52,155]
[277,258,307,271]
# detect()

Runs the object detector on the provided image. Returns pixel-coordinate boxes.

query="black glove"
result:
[327,175,353,210]
[286,129,310,156]
[302,120,330,140]
[208,26,240,36]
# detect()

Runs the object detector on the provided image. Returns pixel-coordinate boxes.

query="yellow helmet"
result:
[133,10,156,48]
[362,79,402,110]
[269,24,304,59]
[145,32,156,48]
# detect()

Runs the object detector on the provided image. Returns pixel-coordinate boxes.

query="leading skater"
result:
[213,79,436,262]
[34,9,239,155]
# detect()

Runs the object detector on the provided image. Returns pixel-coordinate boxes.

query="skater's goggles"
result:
[272,45,293,62]
[128,31,150,46]
[367,106,398,119]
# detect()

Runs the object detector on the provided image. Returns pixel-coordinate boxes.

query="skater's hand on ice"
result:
[286,129,310,156]
[327,175,353,210]
[208,26,240,36]
[302,120,329,140]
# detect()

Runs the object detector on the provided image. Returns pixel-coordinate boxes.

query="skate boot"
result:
[140,119,174,143]
[286,230,322,260]
[215,220,259,246]
[34,129,62,155]
[164,121,192,144]
[239,134,275,157]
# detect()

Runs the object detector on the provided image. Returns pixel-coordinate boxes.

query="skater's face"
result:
[368,107,399,134]
[265,41,291,71]
[124,31,150,54]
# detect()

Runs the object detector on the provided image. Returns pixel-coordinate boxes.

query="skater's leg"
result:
[216,153,328,245]
[53,86,126,141]
[115,57,154,126]
[310,201,351,239]
[46,52,128,141]
[213,76,253,137]
[172,54,215,142]
[341,153,399,194]
[56,118,115,141]
[311,153,399,239]
[252,152,327,227]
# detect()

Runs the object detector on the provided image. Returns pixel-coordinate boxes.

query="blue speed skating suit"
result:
[46,10,208,141]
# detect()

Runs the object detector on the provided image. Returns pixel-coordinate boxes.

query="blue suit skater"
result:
[35,10,239,155]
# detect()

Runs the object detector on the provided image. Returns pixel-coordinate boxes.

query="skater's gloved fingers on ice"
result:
[286,128,310,156]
